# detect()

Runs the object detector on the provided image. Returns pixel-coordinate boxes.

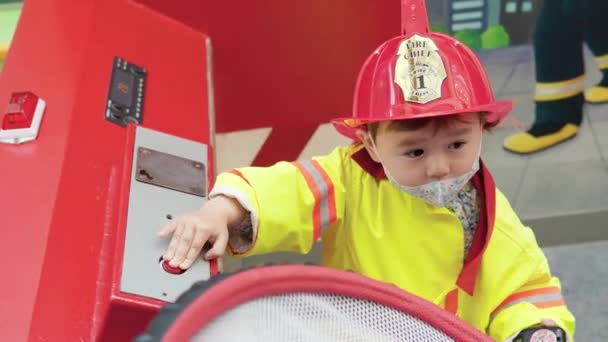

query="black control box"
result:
[105,57,147,126]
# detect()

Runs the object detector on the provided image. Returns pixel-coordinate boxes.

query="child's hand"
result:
[508,319,568,342]
[540,319,569,342]
[541,319,557,327]
[158,196,246,269]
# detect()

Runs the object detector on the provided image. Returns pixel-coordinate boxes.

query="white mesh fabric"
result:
[194,293,456,342]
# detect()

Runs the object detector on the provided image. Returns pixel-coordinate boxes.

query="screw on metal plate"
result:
[135,146,207,197]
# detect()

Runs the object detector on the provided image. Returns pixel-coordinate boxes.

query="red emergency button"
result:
[159,257,186,275]
[0,91,46,144]
[2,92,37,130]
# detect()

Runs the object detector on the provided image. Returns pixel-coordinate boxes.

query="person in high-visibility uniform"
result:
[504,0,608,154]
[158,2,575,341]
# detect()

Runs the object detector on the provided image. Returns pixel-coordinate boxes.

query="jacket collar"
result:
[351,146,496,296]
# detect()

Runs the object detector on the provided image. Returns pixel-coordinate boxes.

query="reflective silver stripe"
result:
[535,78,585,98]
[491,292,563,320]
[299,160,331,233]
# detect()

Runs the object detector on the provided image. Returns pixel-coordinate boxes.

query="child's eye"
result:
[449,141,466,150]
[405,149,425,158]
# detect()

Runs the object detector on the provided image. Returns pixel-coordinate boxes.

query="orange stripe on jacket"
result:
[445,289,459,315]
[492,286,564,317]
[292,160,337,243]
[293,161,323,241]
[310,160,337,229]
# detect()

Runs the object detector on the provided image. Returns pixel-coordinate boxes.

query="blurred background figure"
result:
[503,0,608,154]
[0,43,8,61]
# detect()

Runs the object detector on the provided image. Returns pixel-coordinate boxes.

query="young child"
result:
[158,4,575,341]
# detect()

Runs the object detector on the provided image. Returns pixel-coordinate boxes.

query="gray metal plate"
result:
[135,146,206,197]
[120,126,211,302]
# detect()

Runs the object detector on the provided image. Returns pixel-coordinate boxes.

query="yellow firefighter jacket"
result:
[209,145,575,341]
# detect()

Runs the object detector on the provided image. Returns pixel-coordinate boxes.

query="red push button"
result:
[160,257,186,275]
[0,91,46,144]
[2,92,38,130]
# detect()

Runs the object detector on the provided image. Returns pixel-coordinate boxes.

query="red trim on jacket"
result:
[350,147,496,296]
[227,168,251,185]
[351,147,386,179]
[457,164,495,296]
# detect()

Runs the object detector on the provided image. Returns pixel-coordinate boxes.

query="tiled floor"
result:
[543,241,608,342]
[479,45,608,221]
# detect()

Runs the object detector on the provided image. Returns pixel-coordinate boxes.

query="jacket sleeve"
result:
[487,251,576,341]
[208,146,347,257]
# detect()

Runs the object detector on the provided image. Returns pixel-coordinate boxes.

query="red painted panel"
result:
[0,1,399,340]
[0,0,96,340]
[137,0,400,164]
[0,0,215,341]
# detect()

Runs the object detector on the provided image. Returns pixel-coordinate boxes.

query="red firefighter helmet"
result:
[332,0,513,140]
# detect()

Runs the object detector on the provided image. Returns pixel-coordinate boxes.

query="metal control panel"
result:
[120,126,211,302]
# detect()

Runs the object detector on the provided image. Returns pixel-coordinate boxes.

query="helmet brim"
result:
[331,99,514,140]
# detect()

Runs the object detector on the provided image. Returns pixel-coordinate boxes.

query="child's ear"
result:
[355,129,381,163]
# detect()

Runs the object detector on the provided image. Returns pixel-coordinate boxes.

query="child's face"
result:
[358,114,484,187]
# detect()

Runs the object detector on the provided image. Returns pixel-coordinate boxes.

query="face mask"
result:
[370,134,481,207]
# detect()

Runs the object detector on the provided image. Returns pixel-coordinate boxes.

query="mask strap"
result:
[367,133,383,162]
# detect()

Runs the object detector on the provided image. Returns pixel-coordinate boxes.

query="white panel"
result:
[120,126,211,302]
[297,123,352,160]
[215,127,273,172]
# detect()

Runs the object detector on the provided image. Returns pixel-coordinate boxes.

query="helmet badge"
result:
[394,34,447,104]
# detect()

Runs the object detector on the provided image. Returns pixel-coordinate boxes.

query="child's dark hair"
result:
[367,112,497,139]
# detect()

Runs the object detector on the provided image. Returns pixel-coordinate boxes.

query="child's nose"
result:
[426,157,450,180]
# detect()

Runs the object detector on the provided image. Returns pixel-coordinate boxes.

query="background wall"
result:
[0,1,22,71]
[135,0,542,172]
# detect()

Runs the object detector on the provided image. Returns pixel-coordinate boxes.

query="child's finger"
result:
[158,221,177,238]
[163,223,184,260]
[541,319,557,327]
[179,230,210,269]
[169,222,195,267]
[204,232,228,260]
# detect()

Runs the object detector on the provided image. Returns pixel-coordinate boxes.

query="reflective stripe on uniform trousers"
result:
[534,75,586,102]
